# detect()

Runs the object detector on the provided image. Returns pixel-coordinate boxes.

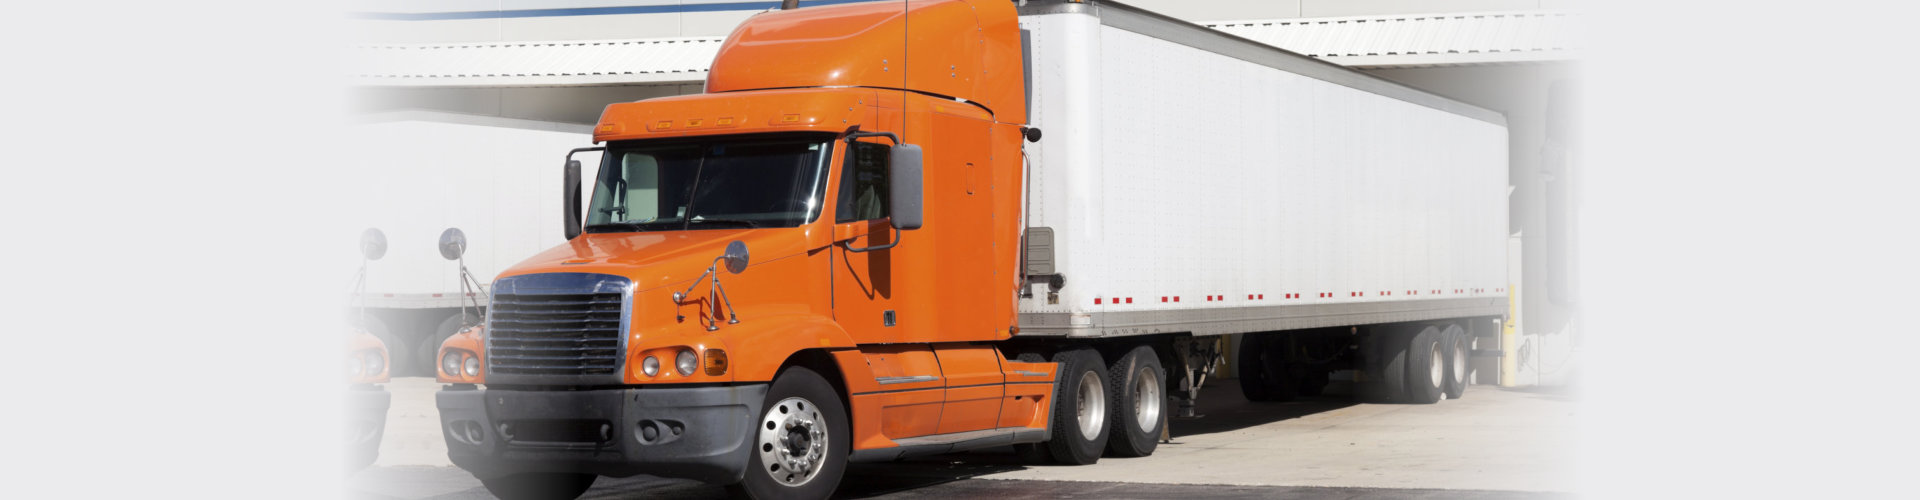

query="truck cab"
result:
[434,2,1059,499]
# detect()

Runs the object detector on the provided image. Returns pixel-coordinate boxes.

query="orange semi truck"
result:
[434,1,1510,499]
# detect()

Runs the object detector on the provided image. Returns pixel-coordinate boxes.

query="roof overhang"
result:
[348,10,1579,88]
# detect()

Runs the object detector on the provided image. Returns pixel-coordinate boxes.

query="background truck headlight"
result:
[676,349,698,376]
[347,356,363,378]
[642,356,660,377]
[463,355,480,377]
[364,351,384,377]
[443,352,462,377]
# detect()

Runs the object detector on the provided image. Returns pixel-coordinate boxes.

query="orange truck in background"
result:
[347,229,393,471]
[435,1,1510,499]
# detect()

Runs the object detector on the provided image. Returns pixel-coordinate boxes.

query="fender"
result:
[436,325,485,384]
[708,313,859,382]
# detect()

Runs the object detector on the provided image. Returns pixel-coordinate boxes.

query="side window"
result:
[835,141,891,223]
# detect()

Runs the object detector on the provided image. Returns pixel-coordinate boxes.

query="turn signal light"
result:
[704,349,729,376]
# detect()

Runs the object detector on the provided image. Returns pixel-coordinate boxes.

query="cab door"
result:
[831,139,907,344]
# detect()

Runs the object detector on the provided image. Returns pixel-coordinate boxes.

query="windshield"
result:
[585,134,834,233]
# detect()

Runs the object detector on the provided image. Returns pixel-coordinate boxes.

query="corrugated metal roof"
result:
[349,10,1575,87]
[1204,11,1579,68]
[350,36,725,87]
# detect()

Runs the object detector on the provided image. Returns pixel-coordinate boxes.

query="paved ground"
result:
[353,378,1576,499]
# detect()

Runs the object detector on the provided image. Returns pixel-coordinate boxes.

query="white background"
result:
[2,1,1917,498]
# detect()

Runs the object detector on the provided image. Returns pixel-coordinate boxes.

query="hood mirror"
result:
[723,240,749,274]
[439,228,468,261]
[360,228,387,261]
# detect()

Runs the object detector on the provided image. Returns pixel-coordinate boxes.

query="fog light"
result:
[642,356,660,377]
[676,349,698,376]
[443,352,462,377]
[463,355,480,377]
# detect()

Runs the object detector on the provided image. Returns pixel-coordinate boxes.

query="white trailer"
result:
[346,112,602,375]
[1010,0,1508,409]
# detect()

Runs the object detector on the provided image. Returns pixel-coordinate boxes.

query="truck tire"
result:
[354,315,408,378]
[1237,333,1297,402]
[1105,345,1166,457]
[479,473,596,500]
[423,311,481,378]
[1045,347,1109,465]
[729,366,849,500]
[1442,324,1469,400]
[1405,326,1446,404]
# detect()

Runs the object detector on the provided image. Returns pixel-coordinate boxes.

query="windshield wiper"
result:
[585,221,661,233]
[685,218,760,229]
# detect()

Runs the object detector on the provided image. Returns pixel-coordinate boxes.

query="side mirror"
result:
[563,159,583,240]
[439,227,468,261]
[359,228,387,261]
[890,144,923,231]
[723,240,750,274]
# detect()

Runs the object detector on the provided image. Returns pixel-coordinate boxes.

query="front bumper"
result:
[346,385,391,469]
[437,383,767,484]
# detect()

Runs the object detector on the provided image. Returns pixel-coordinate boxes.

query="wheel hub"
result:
[759,397,828,487]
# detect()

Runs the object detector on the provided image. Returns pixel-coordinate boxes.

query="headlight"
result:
[642,356,660,377]
[676,349,698,376]
[347,355,363,378]
[364,351,385,377]
[464,355,480,377]
[443,352,462,377]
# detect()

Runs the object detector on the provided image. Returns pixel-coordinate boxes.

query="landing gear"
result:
[730,366,848,500]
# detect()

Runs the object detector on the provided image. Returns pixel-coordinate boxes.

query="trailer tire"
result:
[729,366,849,500]
[1405,326,1446,404]
[1237,333,1297,402]
[1105,345,1165,457]
[1442,324,1469,400]
[423,311,482,378]
[479,473,596,500]
[1045,348,1109,465]
[1374,328,1408,403]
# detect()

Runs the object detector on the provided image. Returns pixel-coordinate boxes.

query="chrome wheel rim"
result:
[1132,367,1162,431]
[757,396,827,487]
[1451,336,1469,384]
[1076,369,1107,441]
[1430,346,1445,389]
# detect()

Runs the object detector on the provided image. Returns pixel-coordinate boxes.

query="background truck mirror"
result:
[563,159,583,240]
[890,144,923,231]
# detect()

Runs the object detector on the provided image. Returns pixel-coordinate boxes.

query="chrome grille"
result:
[486,273,630,381]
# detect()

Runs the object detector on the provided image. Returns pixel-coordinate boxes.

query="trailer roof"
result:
[1205,11,1579,69]
[1019,0,1506,126]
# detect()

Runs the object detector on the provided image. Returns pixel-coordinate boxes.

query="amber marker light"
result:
[704,349,729,376]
